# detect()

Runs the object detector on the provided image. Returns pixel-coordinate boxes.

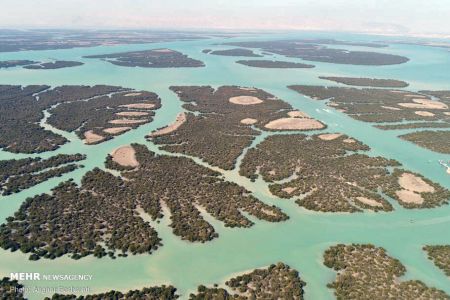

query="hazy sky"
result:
[1,0,450,36]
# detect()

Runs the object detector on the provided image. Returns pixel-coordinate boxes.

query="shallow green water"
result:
[0,32,450,299]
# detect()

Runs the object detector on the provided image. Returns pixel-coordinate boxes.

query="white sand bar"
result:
[396,189,424,204]
[318,133,342,140]
[109,119,148,125]
[103,127,131,134]
[399,99,448,110]
[356,197,383,207]
[116,111,149,117]
[119,103,155,109]
[111,145,139,167]
[83,130,105,144]
[288,110,311,118]
[151,112,186,137]
[265,118,325,130]
[399,173,435,193]
[240,118,258,125]
[229,96,263,105]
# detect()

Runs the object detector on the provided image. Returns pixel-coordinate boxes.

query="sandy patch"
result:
[396,189,424,204]
[111,145,139,167]
[119,103,155,109]
[381,106,402,111]
[240,118,258,125]
[404,94,426,98]
[239,87,257,91]
[153,48,174,53]
[415,111,435,117]
[399,99,448,110]
[229,96,263,105]
[83,130,104,144]
[343,138,356,143]
[150,112,186,137]
[398,173,435,193]
[282,187,297,194]
[444,112,450,116]
[264,118,325,130]
[103,127,131,134]
[356,197,383,207]
[124,92,142,97]
[318,133,342,140]
[288,110,310,118]
[328,101,339,107]
[109,119,148,125]
[116,111,149,117]
[391,90,407,94]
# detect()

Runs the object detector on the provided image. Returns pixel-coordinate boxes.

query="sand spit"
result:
[356,197,383,207]
[318,133,343,140]
[288,110,310,118]
[240,118,258,125]
[124,92,142,97]
[116,111,149,117]
[83,130,104,144]
[399,173,435,193]
[396,189,424,204]
[395,173,436,205]
[109,119,148,125]
[415,111,435,117]
[119,103,155,109]
[153,48,174,53]
[111,145,139,167]
[399,99,448,110]
[381,106,402,111]
[282,187,297,194]
[265,118,325,130]
[229,96,263,105]
[150,112,186,137]
[343,138,356,143]
[103,127,131,134]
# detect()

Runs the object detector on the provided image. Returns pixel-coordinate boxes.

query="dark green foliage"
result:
[424,245,450,277]
[222,40,408,65]
[150,85,319,170]
[319,76,409,88]
[240,134,449,212]
[23,61,84,70]
[84,49,204,68]
[0,144,286,259]
[190,263,305,300]
[209,48,262,57]
[0,153,85,195]
[400,130,450,153]
[0,84,160,153]
[0,277,25,299]
[236,60,314,68]
[324,244,450,300]
[0,60,38,68]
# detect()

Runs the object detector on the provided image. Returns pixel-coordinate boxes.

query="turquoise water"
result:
[0,32,450,299]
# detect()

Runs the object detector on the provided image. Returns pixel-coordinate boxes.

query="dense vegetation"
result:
[0,30,209,52]
[0,154,85,195]
[45,285,179,300]
[240,134,450,212]
[150,85,323,170]
[222,40,408,65]
[23,61,84,69]
[0,277,25,299]
[324,244,450,299]
[190,263,305,300]
[236,60,314,68]
[84,49,204,68]
[0,144,286,259]
[423,245,450,277]
[209,48,262,57]
[400,130,450,153]
[319,76,409,87]
[289,85,450,153]
[0,84,160,153]
[0,60,38,68]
